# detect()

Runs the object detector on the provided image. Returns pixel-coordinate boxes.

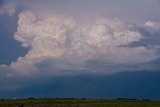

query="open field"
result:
[0,99,160,107]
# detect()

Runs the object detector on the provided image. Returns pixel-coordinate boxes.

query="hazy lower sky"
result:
[0,0,160,99]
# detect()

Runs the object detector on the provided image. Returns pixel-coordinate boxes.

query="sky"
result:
[0,0,160,99]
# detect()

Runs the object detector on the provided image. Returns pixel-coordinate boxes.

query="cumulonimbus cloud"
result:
[3,10,156,75]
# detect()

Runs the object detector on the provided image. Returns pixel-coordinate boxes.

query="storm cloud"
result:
[0,0,160,99]
[0,0,159,76]
[4,9,157,76]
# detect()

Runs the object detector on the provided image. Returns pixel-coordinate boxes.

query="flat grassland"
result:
[0,99,160,107]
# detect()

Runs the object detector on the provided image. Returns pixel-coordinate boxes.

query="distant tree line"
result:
[115,98,151,101]
[0,98,152,101]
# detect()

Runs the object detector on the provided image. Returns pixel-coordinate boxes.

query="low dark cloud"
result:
[0,72,160,99]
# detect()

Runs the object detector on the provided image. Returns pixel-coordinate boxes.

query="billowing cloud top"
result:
[0,0,160,77]
[7,10,158,76]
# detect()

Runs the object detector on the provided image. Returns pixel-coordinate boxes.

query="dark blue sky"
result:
[0,0,160,99]
[0,11,28,65]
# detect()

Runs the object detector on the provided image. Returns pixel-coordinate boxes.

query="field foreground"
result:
[0,99,160,107]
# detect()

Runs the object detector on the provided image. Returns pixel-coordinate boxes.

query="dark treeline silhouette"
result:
[28,97,35,100]
[0,98,152,101]
[115,98,139,101]
[115,98,151,101]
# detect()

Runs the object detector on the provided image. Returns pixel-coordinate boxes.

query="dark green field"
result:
[1,99,160,107]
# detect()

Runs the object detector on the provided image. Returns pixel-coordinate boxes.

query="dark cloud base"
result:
[1,71,160,99]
